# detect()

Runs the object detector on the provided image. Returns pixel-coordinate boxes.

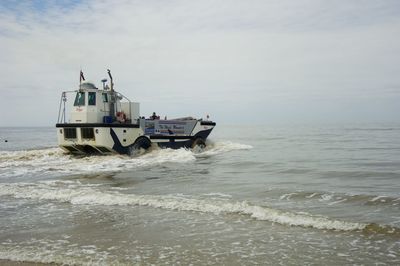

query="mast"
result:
[80,70,85,87]
[107,69,115,120]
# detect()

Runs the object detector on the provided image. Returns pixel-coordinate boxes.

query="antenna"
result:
[101,79,107,90]
[107,69,114,92]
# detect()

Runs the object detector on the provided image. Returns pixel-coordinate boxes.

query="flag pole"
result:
[80,70,85,86]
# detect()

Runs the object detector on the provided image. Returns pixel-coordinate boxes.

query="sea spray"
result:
[0,141,252,178]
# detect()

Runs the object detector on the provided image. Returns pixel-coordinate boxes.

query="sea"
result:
[0,124,399,265]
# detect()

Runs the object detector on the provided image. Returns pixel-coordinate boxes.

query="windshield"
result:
[102,93,108,102]
[74,92,85,106]
[88,92,96,105]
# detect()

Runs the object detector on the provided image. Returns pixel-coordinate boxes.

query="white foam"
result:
[328,198,348,206]
[140,147,196,164]
[0,240,118,266]
[199,141,253,156]
[370,196,387,202]
[203,192,233,199]
[319,194,333,201]
[306,193,318,199]
[0,181,366,231]
[0,148,194,178]
[280,193,297,200]
[0,141,250,178]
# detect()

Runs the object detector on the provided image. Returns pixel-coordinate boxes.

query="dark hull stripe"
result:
[56,123,140,128]
[150,135,195,140]
[110,128,130,154]
[200,121,216,126]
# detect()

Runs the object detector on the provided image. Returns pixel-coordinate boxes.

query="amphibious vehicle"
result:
[56,70,216,155]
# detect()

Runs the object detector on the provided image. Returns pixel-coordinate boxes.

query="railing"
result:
[57,90,75,124]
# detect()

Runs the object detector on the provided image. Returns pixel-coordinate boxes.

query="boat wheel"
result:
[129,137,151,156]
[192,138,206,151]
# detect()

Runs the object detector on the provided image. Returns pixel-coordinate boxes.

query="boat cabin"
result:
[58,82,140,125]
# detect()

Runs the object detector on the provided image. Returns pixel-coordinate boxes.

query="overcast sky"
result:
[1,0,399,126]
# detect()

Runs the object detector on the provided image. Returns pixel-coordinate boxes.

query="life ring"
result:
[116,112,126,123]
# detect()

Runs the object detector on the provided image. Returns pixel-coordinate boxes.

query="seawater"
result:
[0,124,399,265]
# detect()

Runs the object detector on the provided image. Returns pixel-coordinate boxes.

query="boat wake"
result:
[0,180,398,235]
[0,141,252,179]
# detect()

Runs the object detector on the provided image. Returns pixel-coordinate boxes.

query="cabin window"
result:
[88,92,96,105]
[102,93,108,103]
[74,92,85,106]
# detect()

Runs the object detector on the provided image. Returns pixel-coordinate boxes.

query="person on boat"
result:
[151,112,159,120]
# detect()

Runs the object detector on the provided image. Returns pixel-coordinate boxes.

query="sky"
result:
[0,0,400,126]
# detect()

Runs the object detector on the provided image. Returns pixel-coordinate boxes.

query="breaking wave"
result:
[0,141,252,178]
[1,180,398,234]
[278,191,400,207]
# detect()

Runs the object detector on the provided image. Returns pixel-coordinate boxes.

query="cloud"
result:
[0,0,400,126]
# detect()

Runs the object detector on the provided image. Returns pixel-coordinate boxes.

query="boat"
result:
[56,70,216,155]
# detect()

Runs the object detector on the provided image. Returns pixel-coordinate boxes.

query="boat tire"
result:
[192,138,206,150]
[129,137,151,156]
